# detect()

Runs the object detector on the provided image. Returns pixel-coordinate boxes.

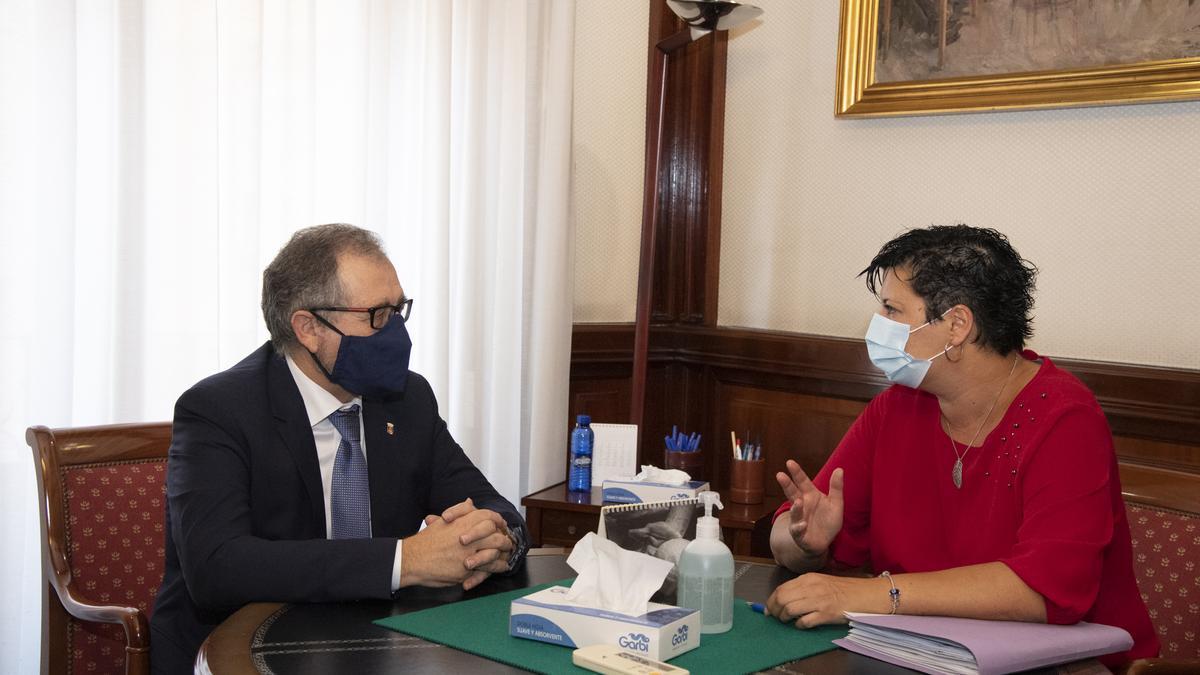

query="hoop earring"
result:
[944,343,964,363]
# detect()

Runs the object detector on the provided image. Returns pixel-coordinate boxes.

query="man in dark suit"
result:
[150,224,527,673]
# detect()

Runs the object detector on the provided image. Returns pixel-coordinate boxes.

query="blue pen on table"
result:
[746,601,768,615]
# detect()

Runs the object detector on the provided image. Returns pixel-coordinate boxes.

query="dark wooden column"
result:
[630,0,730,472]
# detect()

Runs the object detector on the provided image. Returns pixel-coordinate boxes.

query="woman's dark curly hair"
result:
[860,225,1038,355]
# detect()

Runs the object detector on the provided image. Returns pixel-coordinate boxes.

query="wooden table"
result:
[521,482,778,556]
[196,551,895,674]
[196,550,1108,675]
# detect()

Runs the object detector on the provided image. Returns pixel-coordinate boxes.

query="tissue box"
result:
[509,586,701,660]
[601,478,710,504]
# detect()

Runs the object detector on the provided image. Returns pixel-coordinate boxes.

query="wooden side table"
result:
[521,482,777,556]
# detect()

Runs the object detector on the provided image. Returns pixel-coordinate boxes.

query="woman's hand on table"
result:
[765,573,888,628]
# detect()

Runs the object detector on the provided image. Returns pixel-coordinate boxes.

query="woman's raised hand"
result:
[776,460,844,559]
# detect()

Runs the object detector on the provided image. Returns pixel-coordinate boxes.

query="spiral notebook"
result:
[598,497,705,544]
[597,497,708,602]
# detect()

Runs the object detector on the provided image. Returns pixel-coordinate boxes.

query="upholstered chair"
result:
[28,423,171,675]
[1121,465,1200,675]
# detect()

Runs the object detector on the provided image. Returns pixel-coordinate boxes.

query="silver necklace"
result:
[945,355,1020,489]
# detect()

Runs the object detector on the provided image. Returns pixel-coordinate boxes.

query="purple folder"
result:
[834,612,1133,675]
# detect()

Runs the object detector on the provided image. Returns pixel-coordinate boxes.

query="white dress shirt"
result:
[285,354,404,590]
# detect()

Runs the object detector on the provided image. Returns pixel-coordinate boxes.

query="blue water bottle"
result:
[569,414,594,492]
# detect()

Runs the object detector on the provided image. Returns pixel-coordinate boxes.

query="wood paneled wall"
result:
[577,1,1200,506]
[568,322,1200,505]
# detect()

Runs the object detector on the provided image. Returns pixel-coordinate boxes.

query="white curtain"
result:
[0,0,575,671]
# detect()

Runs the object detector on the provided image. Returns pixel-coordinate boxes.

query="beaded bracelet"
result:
[879,570,900,614]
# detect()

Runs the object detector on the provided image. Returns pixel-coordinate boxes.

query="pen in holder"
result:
[663,426,704,481]
[729,431,765,504]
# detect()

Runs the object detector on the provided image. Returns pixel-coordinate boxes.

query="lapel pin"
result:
[386,422,394,436]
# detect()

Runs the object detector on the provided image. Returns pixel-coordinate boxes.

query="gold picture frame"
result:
[836,0,1200,118]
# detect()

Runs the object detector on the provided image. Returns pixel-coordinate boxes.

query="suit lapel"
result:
[267,351,327,535]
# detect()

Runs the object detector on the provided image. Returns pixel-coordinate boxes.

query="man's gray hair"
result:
[262,224,388,353]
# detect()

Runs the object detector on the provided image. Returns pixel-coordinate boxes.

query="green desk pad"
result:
[375,580,847,674]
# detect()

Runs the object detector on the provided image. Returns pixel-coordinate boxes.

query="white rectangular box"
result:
[601,478,710,504]
[509,586,701,661]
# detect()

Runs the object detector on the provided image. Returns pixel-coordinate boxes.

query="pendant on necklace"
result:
[952,459,963,489]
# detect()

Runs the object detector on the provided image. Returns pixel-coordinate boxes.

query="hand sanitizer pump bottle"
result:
[677,491,733,633]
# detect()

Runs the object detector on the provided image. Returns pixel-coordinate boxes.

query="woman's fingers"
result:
[765,582,787,617]
[795,612,826,629]
[786,460,815,491]
[827,467,845,512]
[777,459,816,501]
[788,502,808,538]
[767,575,841,629]
[776,471,800,500]
[768,580,812,624]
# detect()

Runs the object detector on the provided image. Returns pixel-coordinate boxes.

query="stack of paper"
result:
[835,612,1133,675]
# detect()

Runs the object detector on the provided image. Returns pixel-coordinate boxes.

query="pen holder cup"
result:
[664,450,705,481]
[729,458,765,504]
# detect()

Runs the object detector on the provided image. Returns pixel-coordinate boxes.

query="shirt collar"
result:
[284,353,362,427]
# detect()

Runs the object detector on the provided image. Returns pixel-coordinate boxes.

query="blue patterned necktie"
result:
[329,404,371,539]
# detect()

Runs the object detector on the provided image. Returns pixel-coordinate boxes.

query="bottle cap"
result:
[696,491,723,539]
[577,414,591,425]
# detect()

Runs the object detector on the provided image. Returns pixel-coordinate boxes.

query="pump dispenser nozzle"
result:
[696,491,724,540]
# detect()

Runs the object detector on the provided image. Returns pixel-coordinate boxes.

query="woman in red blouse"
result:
[767,225,1158,665]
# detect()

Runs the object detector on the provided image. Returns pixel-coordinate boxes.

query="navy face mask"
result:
[308,312,412,398]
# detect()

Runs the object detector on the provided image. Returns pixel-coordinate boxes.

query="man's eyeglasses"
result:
[309,298,413,330]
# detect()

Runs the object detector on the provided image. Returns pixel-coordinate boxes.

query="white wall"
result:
[574,1,1200,370]
[571,2,647,323]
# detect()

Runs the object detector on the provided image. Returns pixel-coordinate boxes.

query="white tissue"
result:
[632,465,692,485]
[565,532,674,616]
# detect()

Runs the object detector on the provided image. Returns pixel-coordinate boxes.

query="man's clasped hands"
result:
[401,497,516,591]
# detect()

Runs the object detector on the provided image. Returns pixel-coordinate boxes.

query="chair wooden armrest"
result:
[40,464,150,655]
[50,583,150,670]
[53,587,149,644]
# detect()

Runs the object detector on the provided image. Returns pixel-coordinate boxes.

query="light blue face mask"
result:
[864,310,950,388]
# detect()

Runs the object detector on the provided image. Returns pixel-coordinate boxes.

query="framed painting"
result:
[836,0,1200,117]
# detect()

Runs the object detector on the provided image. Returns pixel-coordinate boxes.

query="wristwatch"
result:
[504,523,528,572]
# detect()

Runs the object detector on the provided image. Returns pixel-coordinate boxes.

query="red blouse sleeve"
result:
[999,404,1115,624]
